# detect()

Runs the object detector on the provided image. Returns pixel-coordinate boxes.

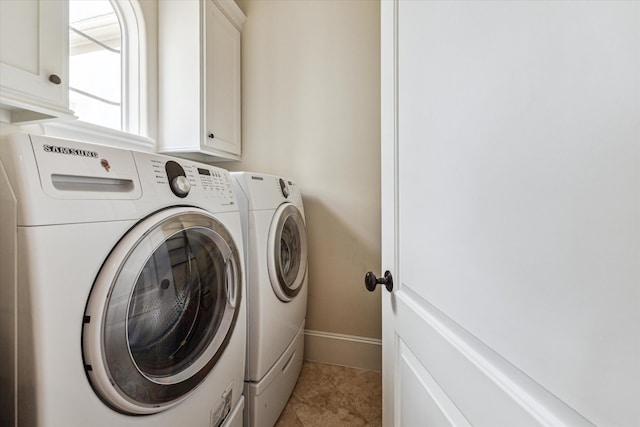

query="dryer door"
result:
[82,207,242,415]
[267,203,308,302]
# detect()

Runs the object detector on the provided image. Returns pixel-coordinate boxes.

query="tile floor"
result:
[274,360,382,427]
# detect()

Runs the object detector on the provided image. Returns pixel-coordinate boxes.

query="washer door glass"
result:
[82,208,242,415]
[267,204,308,301]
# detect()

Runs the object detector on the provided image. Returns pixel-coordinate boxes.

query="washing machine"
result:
[0,133,246,426]
[231,172,308,427]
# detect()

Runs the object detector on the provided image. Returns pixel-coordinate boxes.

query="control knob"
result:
[165,160,190,198]
[279,178,289,198]
[171,175,191,197]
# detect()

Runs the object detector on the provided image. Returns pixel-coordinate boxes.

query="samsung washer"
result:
[0,133,246,426]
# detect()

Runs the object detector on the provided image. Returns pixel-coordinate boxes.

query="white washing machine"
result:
[0,133,246,427]
[231,172,308,427]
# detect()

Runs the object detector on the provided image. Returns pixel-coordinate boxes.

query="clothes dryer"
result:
[0,134,246,426]
[231,172,308,427]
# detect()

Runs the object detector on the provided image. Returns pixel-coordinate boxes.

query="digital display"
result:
[198,168,211,176]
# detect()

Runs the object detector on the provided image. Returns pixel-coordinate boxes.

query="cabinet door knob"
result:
[49,74,62,85]
[208,133,215,139]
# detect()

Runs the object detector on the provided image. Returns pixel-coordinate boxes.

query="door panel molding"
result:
[399,339,471,427]
[396,287,594,426]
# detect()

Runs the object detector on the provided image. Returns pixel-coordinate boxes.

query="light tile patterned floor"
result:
[275,360,382,427]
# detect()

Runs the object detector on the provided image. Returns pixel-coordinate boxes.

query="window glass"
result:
[69,0,122,130]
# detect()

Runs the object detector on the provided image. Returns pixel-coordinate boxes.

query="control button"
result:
[171,175,191,197]
[279,178,289,198]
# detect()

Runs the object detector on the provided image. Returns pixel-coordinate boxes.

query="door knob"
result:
[48,74,62,85]
[365,271,393,292]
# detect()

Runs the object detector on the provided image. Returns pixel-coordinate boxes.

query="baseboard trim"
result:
[304,329,382,372]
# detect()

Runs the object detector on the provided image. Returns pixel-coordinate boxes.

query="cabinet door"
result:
[0,0,70,118]
[204,0,241,157]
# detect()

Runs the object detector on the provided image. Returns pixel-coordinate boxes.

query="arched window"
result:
[68,0,145,136]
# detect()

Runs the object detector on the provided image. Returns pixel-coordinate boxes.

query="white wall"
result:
[221,0,382,370]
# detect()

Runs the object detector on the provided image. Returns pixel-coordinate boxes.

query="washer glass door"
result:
[267,203,308,301]
[83,208,242,415]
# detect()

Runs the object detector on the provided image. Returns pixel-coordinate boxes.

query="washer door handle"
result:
[225,261,237,308]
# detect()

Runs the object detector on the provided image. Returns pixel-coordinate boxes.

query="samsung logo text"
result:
[43,145,99,158]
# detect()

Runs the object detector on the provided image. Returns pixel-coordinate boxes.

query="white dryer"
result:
[0,134,246,426]
[231,172,308,427]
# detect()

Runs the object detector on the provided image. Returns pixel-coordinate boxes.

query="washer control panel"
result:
[135,152,236,206]
[194,166,235,201]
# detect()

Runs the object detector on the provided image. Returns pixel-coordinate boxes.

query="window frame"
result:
[34,0,153,151]
[114,0,143,136]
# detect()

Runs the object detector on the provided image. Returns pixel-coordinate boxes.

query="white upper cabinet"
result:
[159,0,245,161]
[0,0,75,123]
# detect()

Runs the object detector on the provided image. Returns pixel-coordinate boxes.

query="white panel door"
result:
[380,1,640,426]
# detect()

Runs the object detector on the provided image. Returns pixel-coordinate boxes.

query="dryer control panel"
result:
[232,172,303,213]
